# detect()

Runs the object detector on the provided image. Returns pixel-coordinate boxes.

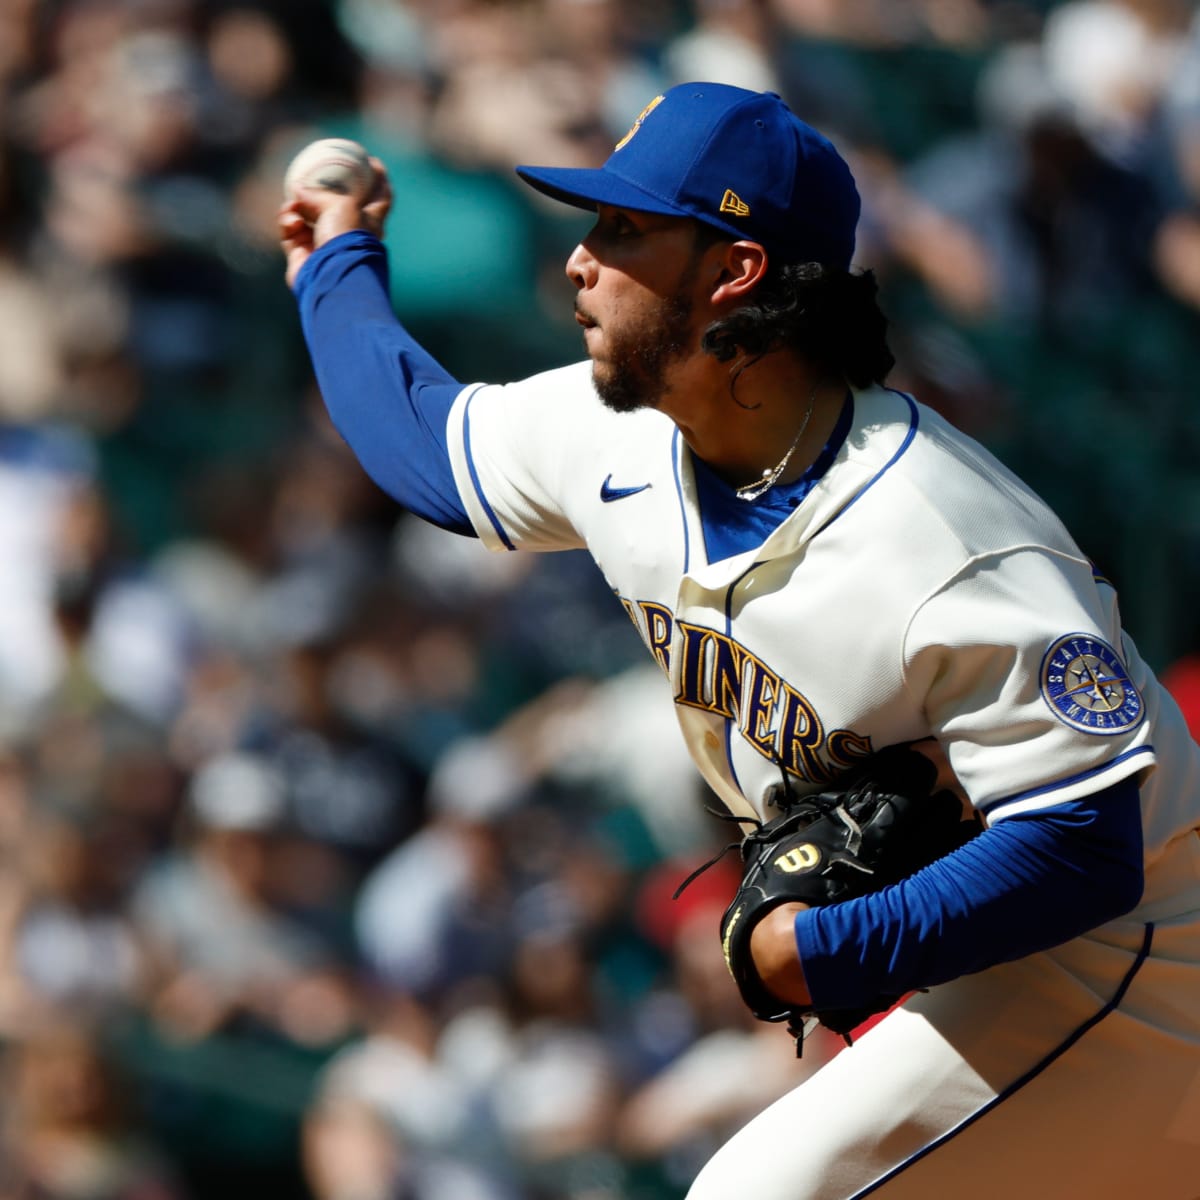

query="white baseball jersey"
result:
[446,361,1200,1197]
[446,361,1199,860]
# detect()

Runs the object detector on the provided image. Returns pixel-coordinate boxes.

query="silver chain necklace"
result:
[733,386,818,503]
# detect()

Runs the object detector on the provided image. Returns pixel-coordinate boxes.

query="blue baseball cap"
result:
[516,82,860,269]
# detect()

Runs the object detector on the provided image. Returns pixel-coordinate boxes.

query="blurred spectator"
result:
[0,426,98,723]
[0,471,194,732]
[665,0,783,93]
[1152,6,1200,310]
[303,990,519,1200]
[891,40,1166,334]
[0,1021,186,1200]
[0,800,149,1035]
[129,750,357,1048]
[353,781,517,1002]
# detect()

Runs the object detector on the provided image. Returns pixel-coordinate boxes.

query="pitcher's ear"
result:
[710,239,769,305]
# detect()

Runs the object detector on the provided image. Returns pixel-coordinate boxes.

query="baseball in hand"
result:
[283,137,375,202]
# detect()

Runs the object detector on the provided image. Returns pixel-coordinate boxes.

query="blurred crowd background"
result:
[1,0,1199,1197]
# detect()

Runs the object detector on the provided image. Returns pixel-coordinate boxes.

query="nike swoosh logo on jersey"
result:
[600,474,652,502]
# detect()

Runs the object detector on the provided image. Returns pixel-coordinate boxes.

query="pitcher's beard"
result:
[591,294,695,414]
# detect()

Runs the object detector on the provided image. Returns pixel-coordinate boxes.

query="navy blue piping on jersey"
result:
[671,428,692,575]
[978,745,1155,819]
[848,922,1154,1198]
[811,389,920,539]
[722,561,755,798]
[461,385,516,551]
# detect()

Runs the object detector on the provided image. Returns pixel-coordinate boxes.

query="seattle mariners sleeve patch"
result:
[1039,633,1144,734]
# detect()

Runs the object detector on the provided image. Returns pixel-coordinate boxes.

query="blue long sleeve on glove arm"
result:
[794,774,1145,1009]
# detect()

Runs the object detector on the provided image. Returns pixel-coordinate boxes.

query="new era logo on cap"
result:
[720,189,750,218]
[515,82,860,269]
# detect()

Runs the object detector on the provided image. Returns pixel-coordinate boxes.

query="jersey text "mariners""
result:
[622,597,872,785]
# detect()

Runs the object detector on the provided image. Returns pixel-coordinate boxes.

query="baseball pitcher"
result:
[279,83,1200,1198]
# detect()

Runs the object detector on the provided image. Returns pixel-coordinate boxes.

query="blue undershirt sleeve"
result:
[293,230,475,535]
[793,774,1145,1009]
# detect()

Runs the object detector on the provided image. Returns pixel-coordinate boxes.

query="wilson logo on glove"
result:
[774,844,822,873]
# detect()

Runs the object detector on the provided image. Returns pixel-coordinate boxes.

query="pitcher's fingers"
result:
[363,157,393,234]
[278,207,312,241]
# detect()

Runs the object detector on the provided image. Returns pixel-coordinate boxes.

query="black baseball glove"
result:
[716,745,977,1052]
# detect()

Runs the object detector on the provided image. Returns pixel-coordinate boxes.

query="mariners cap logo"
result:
[1040,633,1144,734]
[614,94,665,151]
[719,189,750,218]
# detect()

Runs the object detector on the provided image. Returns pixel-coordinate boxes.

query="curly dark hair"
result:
[699,260,895,390]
